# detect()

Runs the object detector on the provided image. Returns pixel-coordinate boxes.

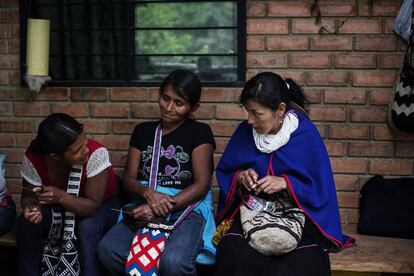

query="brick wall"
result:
[1,0,414,225]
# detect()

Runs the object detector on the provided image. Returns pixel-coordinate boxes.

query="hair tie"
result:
[285,82,290,90]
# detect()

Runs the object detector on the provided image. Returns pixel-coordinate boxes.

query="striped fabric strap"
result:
[63,164,82,238]
[148,124,200,229]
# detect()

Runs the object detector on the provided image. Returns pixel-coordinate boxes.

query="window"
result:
[20,0,246,86]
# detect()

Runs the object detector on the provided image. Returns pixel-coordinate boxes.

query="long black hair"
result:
[240,72,307,112]
[30,113,83,155]
[160,69,202,107]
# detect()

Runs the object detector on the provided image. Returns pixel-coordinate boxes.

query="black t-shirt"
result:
[130,118,216,189]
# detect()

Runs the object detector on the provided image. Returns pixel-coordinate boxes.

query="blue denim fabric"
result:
[17,192,122,276]
[0,194,16,236]
[98,211,205,276]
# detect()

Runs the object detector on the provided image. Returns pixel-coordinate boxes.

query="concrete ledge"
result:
[330,226,414,274]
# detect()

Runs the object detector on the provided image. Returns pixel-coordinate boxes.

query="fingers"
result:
[238,169,258,191]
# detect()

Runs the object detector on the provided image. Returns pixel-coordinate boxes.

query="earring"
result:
[279,120,283,126]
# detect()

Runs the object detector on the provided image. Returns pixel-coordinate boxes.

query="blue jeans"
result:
[17,192,123,276]
[0,194,16,236]
[98,211,205,276]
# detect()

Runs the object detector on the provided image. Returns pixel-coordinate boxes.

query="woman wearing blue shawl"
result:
[215,72,354,275]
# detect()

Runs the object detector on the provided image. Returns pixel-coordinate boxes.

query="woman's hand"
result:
[254,175,287,195]
[237,169,259,191]
[23,205,42,224]
[36,186,68,205]
[143,189,176,217]
[130,204,155,222]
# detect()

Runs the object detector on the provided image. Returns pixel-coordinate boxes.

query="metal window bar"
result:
[20,0,245,87]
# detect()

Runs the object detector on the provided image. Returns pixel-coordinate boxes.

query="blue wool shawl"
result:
[216,111,354,249]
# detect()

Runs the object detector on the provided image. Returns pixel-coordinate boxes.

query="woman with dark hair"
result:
[214,72,354,275]
[98,69,216,275]
[18,113,122,276]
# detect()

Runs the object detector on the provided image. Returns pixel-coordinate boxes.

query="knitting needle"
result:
[111,208,131,215]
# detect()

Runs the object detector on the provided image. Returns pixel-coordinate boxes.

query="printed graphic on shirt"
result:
[141,144,191,187]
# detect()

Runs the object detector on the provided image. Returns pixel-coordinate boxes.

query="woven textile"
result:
[41,164,82,276]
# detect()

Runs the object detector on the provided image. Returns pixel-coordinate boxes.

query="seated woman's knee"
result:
[159,251,195,276]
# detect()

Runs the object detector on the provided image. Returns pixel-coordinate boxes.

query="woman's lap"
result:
[98,211,205,276]
[215,216,330,276]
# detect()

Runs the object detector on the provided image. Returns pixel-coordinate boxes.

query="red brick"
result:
[247,52,288,68]
[247,2,266,17]
[331,158,368,173]
[384,18,394,34]
[201,88,234,103]
[318,3,356,16]
[339,19,382,34]
[325,141,345,156]
[309,106,346,122]
[6,178,21,193]
[7,39,19,53]
[112,120,140,134]
[292,19,335,34]
[355,36,397,51]
[51,103,89,117]
[0,119,33,132]
[0,133,14,146]
[339,209,359,224]
[349,142,393,157]
[337,192,359,208]
[291,54,332,69]
[0,102,11,115]
[268,2,310,17]
[247,35,265,51]
[210,121,239,137]
[8,69,19,84]
[352,72,396,87]
[215,137,230,154]
[247,19,288,34]
[369,1,401,16]
[315,124,326,138]
[0,24,7,38]
[350,106,387,123]
[373,125,414,141]
[308,71,349,86]
[7,23,19,38]
[328,125,370,140]
[6,8,18,22]
[1,85,23,102]
[379,54,404,69]
[395,143,414,157]
[149,88,161,102]
[92,135,130,151]
[216,104,247,120]
[303,88,322,104]
[81,119,110,134]
[14,102,50,117]
[90,103,129,118]
[193,104,215,119]
[370,159,413,175]
[0,40,6,53]
[35,87,69,101]
[335,54,376,69]
[110,151,128,167]
[0,69,9,84]
[71,88,108,101]
[369,89,392,105]
[16,134,34,147]
[334,175,357,191]
[324,89,366,104]
[0,10,5,22]
[310,36,352,51]
[110,87,149,102]
[267,36,308,51]
[131,103,160,119]
[0,148,23,162]
[5,163,20,177]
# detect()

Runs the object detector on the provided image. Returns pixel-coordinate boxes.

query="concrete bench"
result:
[2,225,414,275]
[331,226,414,275]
